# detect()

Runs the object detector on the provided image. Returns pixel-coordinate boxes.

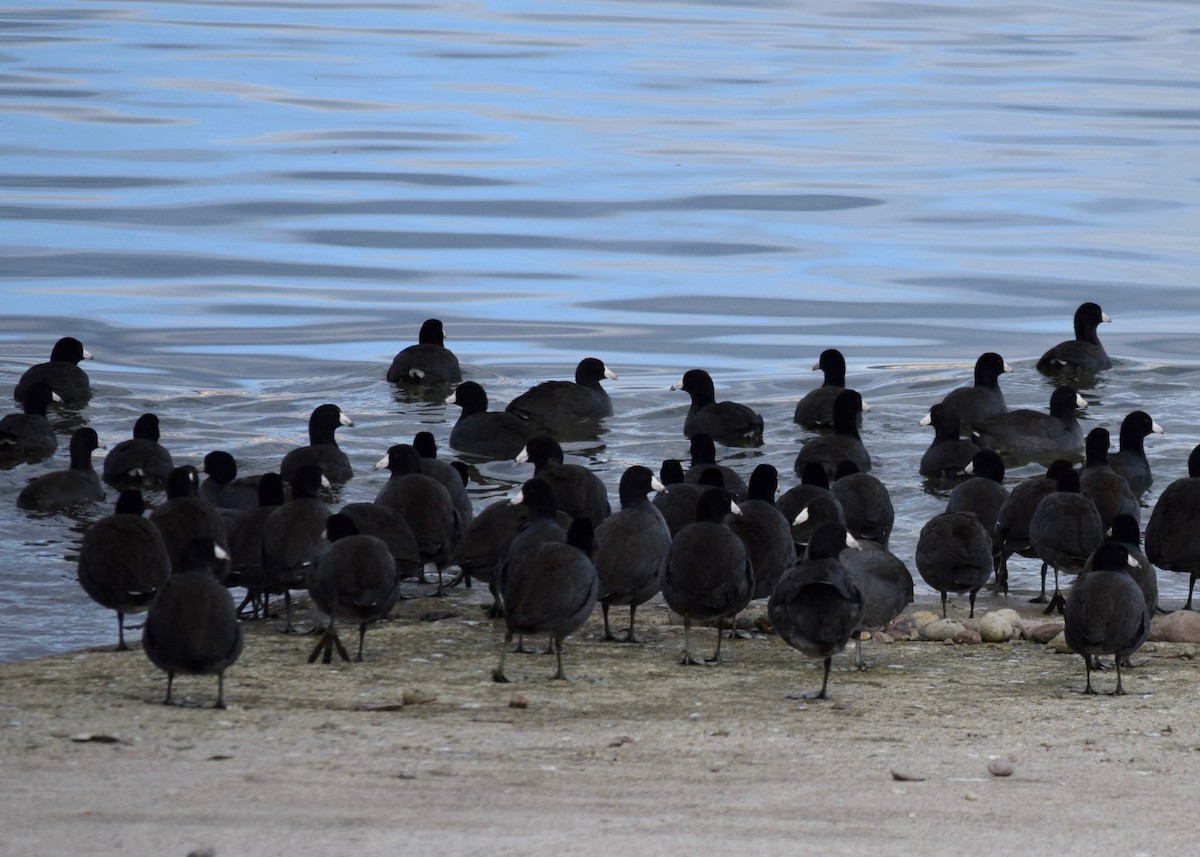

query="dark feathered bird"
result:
[77,490,172,651]
[842,540,913,669]
[374,444,461,595]
[505,357,616,430]
[918,403,980,481]
[262,464,331,632]
[142,537,243,708]
[199,450,261,513]
[16,427,105,511]
[515,435,610,526]
[793,348,847,429]
[102,413,173,490]
[768,522,865,700]
[662,488,754,665]
[279,403,353,485]
[830,461,893,546]
[1079,427,1139,530]
[593,465,670,642]
[14,336,93,406]
[939,352,1010,429]
[493,517,599,683]
[946,450,1009,574]
[1108,410,1163,495]
[306,514,400,663]
[1145,444,1200,609]
[653,459,724,538]
[671,369,763,447]
[729,464,796,599]
[915,511,994,618]
[1063,542,1150,695]
[387,318,462,385]
[148,465,229,578]
[444,381,534,460]
[0,382,59,466]
[970,386,1086,463]
[1037,302,1112,377]
[793,389,871,481]
[1029,469,1104,614]
[994,459,1076,596]
[412,431,473,528]
[682,433,747,501]
[225,472,286,619]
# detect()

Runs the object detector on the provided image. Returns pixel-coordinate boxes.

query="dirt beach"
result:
[3,584,1198,857]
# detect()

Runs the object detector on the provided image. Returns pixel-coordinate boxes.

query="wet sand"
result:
[2,585,1197,856]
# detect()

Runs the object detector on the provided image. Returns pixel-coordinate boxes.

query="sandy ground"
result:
[3,582,1199,857]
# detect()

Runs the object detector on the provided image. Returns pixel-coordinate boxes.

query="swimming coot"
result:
[515,434,610,526]
[1108,410,1163,495]
[793,389,871,481]
[939,352,1010,429]
[505,357,616,429]
[970,386,1086,463]
[0,382,59,466]
[445,381,534,460]
[1036,302,1112,377]
[279,403,353,485]
[671,369,764,447]
[14,336,93,406]
[387,318,462,385]
[918,402,980,481]
[793,349,847,430]
[102,413,174,490]
[16,427,105,511]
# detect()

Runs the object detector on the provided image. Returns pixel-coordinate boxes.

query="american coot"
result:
[225,472,287,619]
[918,403,980,481]
[729,464,797,600]
[994,459,1077,597]
[506,357,616,430]
[16,427,105,511]
[1029,469,1104,614]
[412,431,473,528]
[1063,542,1150,695]
[793,349,847,429]
[14,336,93,406]
[946,450,1009,573]
[777,462,842,552]
[793,389,871,481]
[444,381,534,460]
[1145,444,1200,609]
[661,488,754,665]
[970,386,1086,463]
[77,490,172,651]
[0,382,59,466]
[1108,410,1163,495]
[148,465,229,577]
[387,318,462,385]
[682,433,748,501]
[493,517,599,683]
[515,435,610,526]
[671,369,764,447]
[787,494,846,558]
[830,461,893,546]
[939,352,1010,429]
[306,514,400,663]
[336,501,422,583]
[593,465,670,642]
[915,511,994,618]
[652,459,724,538]
[279,404,353,485]
[199,450,261,513]
[1079,427,1139,529]
[768,522,865,700]
[1037,302,1112,377]
[142,537,243,709]
[262,464,331,632]
[102,413,174,490]
[1085,514,1158,619]
[374,444,461,594]
[842,539,913,669]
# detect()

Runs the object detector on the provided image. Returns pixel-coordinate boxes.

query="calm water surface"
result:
[2,0,1198,661]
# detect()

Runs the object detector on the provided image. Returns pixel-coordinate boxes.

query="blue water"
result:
[2,0,1199,661]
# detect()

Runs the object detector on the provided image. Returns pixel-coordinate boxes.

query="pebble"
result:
[1025,623,1066,644]
[953,629,982,645]
[890,768,926,782]
[1149,610,1200,644]
[509,694,529,709]
[920,618,964,642]
[910,611,941,631]
[978,612,1014,643]
[987,758,1015,777]
[403,688,436,705]
[1044,631,1073,654]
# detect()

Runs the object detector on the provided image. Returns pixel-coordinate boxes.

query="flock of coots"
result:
[4,302,1193,705]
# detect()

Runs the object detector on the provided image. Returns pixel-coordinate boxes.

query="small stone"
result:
[1027,623,1066,644]
[987,758,1015,777]
[403,688,436,705]
[910,611,941,631]
[873,631,893,645]
[920,618,965,642]
[961,617,980,632]
[1149,610,1200,644]
[978,612,1014,643]
[420,610,458,622]
[883,615,920,640]
[993,608,1021,626]
[964,791,979,802]
[508,694,529,709]
[890,768,926,782]
[953,629,982,645]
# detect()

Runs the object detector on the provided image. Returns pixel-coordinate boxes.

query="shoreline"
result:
[3,587,1197,856]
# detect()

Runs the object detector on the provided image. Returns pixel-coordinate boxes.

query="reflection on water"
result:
[2,0,1199,661]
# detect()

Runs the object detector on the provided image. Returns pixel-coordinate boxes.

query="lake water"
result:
[2,0,1199,662]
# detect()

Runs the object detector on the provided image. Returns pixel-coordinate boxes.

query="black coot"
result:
[515,434,610,525]
[0,382,59,466]
[14,336,93,406]
[506,357,616,429]
[671,369,764,447]
[915,510,994,618]
[16,427,105,511]
[1145,444,1200,609]
[387,318,462,385]
[279,404,353,485]
[374,444,461,594]
[148,465,229,576]
[262,464,331,632]
[445,381,534,460]
[729,464,796,599]
[102,413,174,490]
[918,403,979,481]
[1037,302,1112,377]
[1029,469,1104,614]
[682,433,747,501]
[1108,410,1163,495]
[1079,427,1139,529]
[939,352,1010,429]
[970,386,1086,463]
[793,348,847,429]
[793,389,870,481]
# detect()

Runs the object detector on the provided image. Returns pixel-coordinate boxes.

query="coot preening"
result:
[768,522,864,700]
